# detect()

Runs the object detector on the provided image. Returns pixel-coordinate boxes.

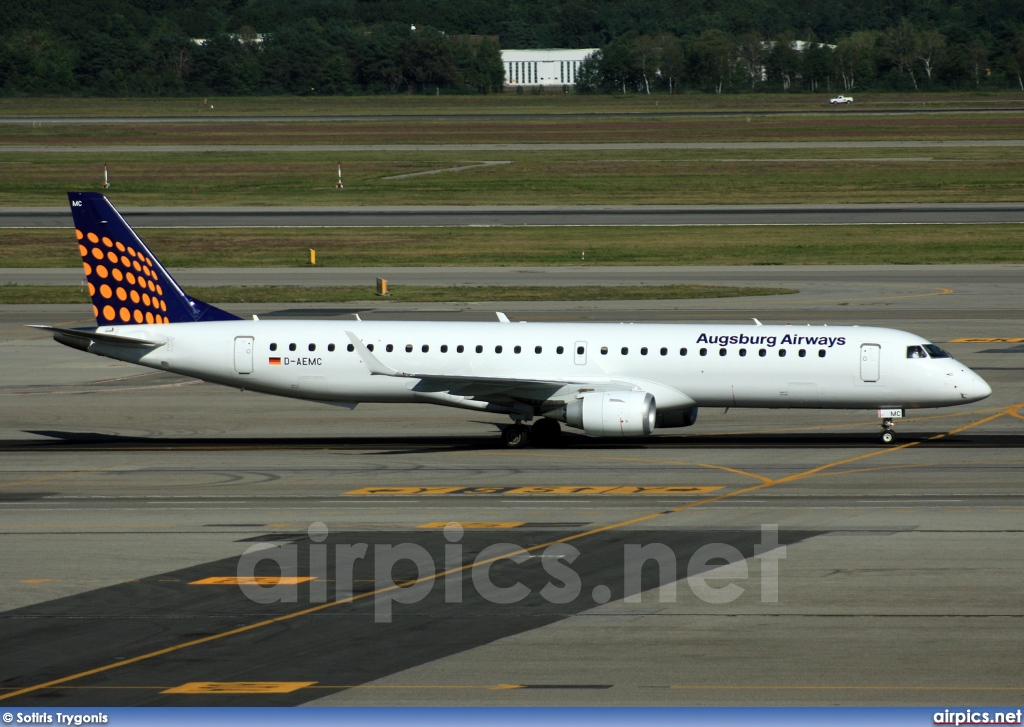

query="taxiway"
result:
[0,268,1021,706]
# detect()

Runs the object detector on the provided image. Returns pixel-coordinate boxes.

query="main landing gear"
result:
[880,418,896,445]
[501,418,562,449]
[501,423,529,448]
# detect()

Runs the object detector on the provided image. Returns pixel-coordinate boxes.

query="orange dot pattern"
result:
[76,228,171,325]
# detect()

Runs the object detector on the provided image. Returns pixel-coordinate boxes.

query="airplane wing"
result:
[344,331,633,404]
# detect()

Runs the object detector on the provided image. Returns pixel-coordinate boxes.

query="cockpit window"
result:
[906,345,927,359]
[924,344,951,359]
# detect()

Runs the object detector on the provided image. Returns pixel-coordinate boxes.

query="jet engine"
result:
[655,407,698,429]
[557,391,656,437]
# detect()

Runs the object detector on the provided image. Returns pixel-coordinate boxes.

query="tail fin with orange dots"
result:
[67,192,240,326]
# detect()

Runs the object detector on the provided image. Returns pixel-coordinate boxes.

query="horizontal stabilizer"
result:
[28,325,165,349]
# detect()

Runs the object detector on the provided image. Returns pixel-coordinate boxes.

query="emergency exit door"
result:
[860,344,880,382]
[574,341,588,365]
[234,336,254,374]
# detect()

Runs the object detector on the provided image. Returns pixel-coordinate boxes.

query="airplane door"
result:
[574,341,587,365]
[860,344,880,382]
[234,336,254,374]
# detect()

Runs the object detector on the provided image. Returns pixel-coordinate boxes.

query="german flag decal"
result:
[269,357,282,365]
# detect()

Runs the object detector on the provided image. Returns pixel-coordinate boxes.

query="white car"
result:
[830,94,853,104]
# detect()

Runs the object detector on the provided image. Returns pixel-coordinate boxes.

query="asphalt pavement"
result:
[4,203,1024,228]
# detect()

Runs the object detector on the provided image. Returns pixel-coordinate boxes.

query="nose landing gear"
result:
[880,418,896,445]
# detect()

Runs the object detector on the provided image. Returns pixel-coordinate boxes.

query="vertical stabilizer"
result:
[68,192,240,326]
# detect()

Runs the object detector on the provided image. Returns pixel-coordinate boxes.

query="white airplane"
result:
[35,192,991,447]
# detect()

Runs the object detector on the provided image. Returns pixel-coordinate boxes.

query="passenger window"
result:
[514,345,521,354]
[699,348,707,356]
[367,344,374,352]
[818,349,826,358]
[660,347,668,356]
[457,344,464,353]
[621,347,628,355]
[386,344,394,352]
[557,346,564,354]
[495,345,503,353]
[422,345,429,353]
[270,343,277,351]
[406,344,413,352]
[907,345,927,359]
[640,347,648,355]
[328,343,335,352]
[924,344,951,358]
[289,343,296,351]
[601,346,608,355]
[535,345,542,354]
[719,348,727,357]
[759,349,767,357]
[679,347,687,356]
[739,348,747,357]
[308,343,316,352]
[440,344,448,353]
[576,345,584,355]
[476,345,483,353]
[347,343,354,352]
[799,349,806,358]
[779,349,787,357]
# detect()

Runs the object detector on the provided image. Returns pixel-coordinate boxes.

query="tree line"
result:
[0,18,505,96]
[577,22,1024,94]
[1,0,1023,95]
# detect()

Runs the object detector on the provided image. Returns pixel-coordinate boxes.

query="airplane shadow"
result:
[12,429,1024,453]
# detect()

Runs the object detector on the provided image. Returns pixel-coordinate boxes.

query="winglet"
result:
[496,312,510,323]
[752,318,762,326]
[345,331,400,376]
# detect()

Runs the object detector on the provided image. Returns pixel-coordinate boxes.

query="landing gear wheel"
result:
[502,424,529,449]
[530,418,562,447]
[879,417,896,445]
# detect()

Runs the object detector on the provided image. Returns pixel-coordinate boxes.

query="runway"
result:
[2,108,1023,124]
[1,266,1022,707]
[4,202,1024,228]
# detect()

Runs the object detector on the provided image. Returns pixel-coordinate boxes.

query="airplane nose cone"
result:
[973,375,992,400]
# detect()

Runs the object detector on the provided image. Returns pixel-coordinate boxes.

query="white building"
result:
[501,48,598,87]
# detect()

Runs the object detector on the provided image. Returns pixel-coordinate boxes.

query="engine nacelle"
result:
[558,390,656,437]
[655,407,698,429]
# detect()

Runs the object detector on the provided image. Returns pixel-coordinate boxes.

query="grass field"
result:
[2,147,1024,206]
[2,93,1023,207]
[0,283,794,305]
[1,94,1020,269]
[3,224,1021,268]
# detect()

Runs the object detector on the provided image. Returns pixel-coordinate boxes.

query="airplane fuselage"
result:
[76,320,990,417]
